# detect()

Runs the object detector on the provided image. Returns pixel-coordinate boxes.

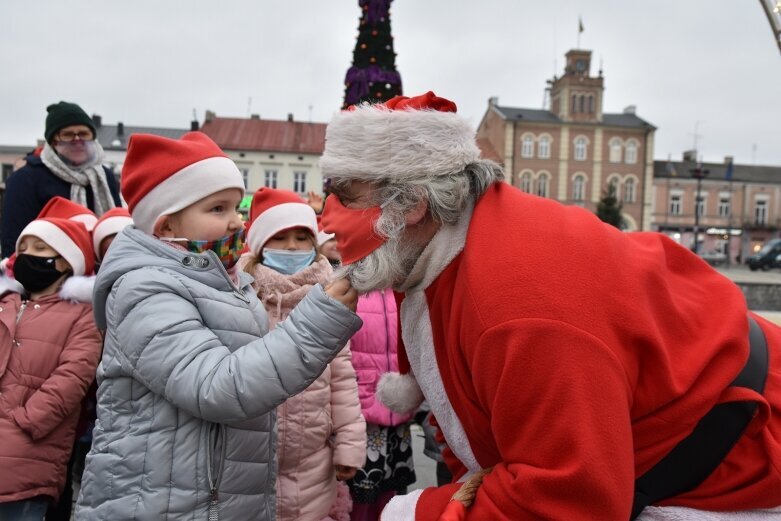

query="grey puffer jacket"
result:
[74,227,362,521]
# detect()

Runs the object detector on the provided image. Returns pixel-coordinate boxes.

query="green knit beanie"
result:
[45,101,96,142]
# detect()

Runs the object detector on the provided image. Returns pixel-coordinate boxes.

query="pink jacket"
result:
[351,290,413,426]
[239,255,366,521]
[0,276,102,502]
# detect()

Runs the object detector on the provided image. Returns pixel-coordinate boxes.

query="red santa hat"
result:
[246,188,319,254]
[38,196,98,231]
[16,217,95,276]
[320,91,482,184]
[92,207,134,258]
[120,131,245,234]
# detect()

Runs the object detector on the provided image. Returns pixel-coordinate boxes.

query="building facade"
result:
[476,49,656,230]
[653,157,781,264]
[199,113,327,197]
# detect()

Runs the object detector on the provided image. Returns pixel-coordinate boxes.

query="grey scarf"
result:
[41,141,116,216]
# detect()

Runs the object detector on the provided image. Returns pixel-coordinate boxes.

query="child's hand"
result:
[324,277,358,312]
[335,465,358,481]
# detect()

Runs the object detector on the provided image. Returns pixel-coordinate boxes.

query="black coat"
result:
[1,154,122,257]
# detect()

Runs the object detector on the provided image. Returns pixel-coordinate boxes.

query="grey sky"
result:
[1,0,779,166]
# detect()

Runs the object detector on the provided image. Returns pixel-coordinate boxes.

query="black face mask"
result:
[14,254,68,293]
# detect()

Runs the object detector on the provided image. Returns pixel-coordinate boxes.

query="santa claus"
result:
[320,92,781,520]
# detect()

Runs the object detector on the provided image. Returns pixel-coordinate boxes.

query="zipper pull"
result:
[208,488,219,521]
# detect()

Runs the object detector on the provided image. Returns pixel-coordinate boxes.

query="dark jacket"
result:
[1,154,121,257]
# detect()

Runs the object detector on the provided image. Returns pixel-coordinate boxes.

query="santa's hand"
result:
[324,277,358,312]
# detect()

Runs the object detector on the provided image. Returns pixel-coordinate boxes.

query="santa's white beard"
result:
[339,231,424,294]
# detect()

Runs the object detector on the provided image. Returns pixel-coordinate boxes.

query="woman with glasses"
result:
[1,101,121,259]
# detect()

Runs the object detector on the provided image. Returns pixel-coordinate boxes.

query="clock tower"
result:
[549,49,604,123]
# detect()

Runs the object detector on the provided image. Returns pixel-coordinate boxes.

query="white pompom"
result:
[376,371,425,414]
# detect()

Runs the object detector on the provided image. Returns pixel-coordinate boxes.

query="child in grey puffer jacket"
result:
[75,132,362,521]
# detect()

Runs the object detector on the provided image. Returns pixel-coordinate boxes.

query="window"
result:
[574,136,588,161]
[536,173,550,198]
[239,167,250,188]
[579,95,585,113]
[718,194,731,217]
[670,193,682,215]
[588,95,594,113]
[293,171,307,194]
[623,178,636,203]
[520,172,533,193]
[608,138,622,163]
[572,175,586,201]
[756,199,768,226]
[625,140,638,164]
[1,163,13,183]
[571,94,578,113]
[264,169,278,188]
[695,193,706,218]
[538,135,551,159]
[521,134,534,158]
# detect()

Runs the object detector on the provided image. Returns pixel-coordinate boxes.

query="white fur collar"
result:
[58,275,96,303]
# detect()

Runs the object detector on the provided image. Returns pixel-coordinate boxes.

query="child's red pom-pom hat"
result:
[38,196,98,231]
[92,207,134,258]
[16,217,95,276]
[121,131,245,234]
[246,188,318,254]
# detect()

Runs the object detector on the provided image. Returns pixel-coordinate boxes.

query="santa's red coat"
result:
[386,183,781,520]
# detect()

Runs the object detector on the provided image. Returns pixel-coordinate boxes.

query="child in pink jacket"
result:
[239,188,366,521]
[0,218,102,519]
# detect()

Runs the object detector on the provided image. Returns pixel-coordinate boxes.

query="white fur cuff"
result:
[380,488,424,520]
[59,275,96,303]
[376,372,425,414]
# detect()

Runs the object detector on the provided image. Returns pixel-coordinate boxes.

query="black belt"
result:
[631,315,769,520]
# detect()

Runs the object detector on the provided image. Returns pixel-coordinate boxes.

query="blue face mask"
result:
[262,248,317,275]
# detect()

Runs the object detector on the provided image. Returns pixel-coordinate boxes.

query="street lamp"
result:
[690,164,710,254]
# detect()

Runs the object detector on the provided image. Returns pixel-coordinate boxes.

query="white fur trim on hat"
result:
[320,105,481,183]
[247,202,319,254]
[376,372,425,414]
[0,275,24,295]
[59,275,95,303]
[70,214,98,232]
[17,220,86,276]
[131,156,244,234]
[93,216,134,257]
[317,230,335,247]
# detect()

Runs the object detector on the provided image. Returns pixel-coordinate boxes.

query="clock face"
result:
[575,59,586,72]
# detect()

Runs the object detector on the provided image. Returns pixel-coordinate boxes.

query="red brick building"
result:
[477,49,656,230]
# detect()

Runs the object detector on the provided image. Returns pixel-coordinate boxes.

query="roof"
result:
[0,144,32,155]
[199,117,327,155]
[96,124,189,151]
[493,105,656,129]
[653,160,781,184]
[476,138,502,163]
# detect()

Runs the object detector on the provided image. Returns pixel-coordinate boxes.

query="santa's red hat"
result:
[320,91,482,184]
[121,132,244,234]
[38,196,98,231]
[92,207,134,258]
[246,188,319,254]
[16,217,95,276]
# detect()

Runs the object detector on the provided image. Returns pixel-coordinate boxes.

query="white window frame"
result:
[623,177,636,203]
[717,192,731,218]
[755,197,769,226]
[625,139,639,164]
[695,192,708,218]
[264,169,278,188]
[238,166,250,188]
[536,172,550,198]
[572,174,586,201]
[608,138,622,163]
[670,191,683,216]
[538,134,552,159]
[520,171,533,193]
[293,171,307,194]
[574,136,588,161]
[521,134,535,158]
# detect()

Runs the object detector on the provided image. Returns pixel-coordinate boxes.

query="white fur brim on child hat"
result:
[246,188,319,254]
[92,207,134,258]
[16,217,95,276]
[120,132,245,234]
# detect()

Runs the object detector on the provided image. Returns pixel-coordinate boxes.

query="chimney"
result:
[724,155,734,165]
[190,120,199,131]
[623,105,636,115]
[92,114,102,127]
[488,96,498,107]
[205,110,216,122]
[287,113,294,122]
[117,122,124,137]
[250,114,260,120]
[682,150,697,162]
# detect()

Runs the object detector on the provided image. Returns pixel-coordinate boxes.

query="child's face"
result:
[263,228,316,252]
[156,188,244,241]
[17,235,72,272]
[320,239,340,263]
[98,235,117,260]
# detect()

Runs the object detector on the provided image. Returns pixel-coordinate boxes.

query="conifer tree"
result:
[596,182,625,229]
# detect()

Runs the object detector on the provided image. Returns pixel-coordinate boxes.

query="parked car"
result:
[699,250,727,266]
[747,238,781,271]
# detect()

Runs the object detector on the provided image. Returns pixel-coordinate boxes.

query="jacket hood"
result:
[93,226,255,329]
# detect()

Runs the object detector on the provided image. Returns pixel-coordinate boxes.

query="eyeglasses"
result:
[56,130,94,142]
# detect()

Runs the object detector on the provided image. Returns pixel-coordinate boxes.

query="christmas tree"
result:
[596,183,625,229]
[342,0,402,108]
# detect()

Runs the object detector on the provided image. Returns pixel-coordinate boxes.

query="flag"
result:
[579,17,584,33]
[666,160,677,177]
[725,160,734,181]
